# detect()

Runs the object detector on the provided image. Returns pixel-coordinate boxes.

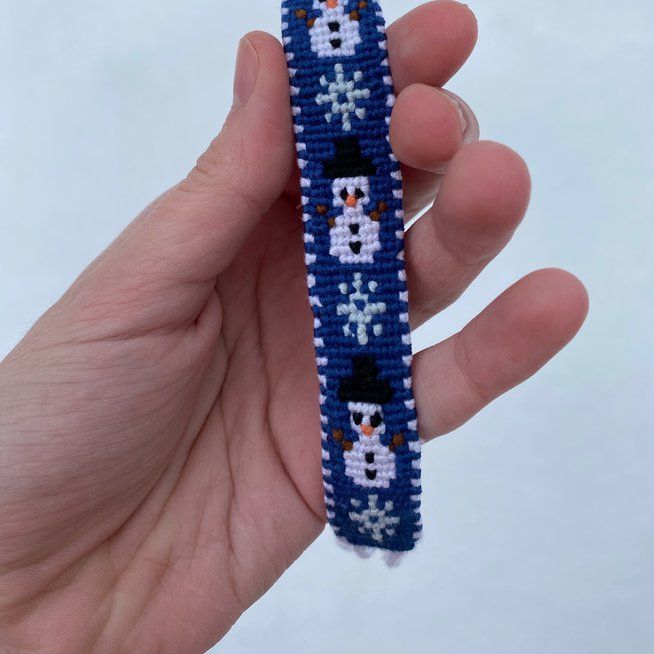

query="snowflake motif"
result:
[349,495,400,543]
[315,64,371,132]
[337,273,386,346]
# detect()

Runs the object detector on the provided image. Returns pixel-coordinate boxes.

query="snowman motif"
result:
[320,137,387,264]
[332,356,405,488]
[303,0,363,58]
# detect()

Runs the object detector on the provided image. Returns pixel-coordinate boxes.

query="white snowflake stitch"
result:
[349,495,400,543]
[337,273,386,345]
[316,64,371,132]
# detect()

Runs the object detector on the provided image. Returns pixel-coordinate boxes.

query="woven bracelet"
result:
[282,0,422,561]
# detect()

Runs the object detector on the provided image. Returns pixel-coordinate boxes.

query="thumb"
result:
[169,31,296,276]
[82,32,295,303]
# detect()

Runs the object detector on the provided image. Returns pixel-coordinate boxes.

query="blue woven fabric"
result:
[282,0,421,553]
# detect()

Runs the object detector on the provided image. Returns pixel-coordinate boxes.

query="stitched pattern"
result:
[337,273,386,345]
[350,495,400,543]
[305,0,363,58]
[316,64,370,131]
[282,0,422,554]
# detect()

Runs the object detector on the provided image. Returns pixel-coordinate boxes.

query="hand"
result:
[0,3,588,652]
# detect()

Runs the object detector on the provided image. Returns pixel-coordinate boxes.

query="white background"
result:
[2,1,654,652]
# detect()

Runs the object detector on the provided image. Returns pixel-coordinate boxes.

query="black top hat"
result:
[338,355,393,405]
[323,137,377,179]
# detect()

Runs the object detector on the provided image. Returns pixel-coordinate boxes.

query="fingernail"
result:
[233,37,259,107]
[441,89,480,146]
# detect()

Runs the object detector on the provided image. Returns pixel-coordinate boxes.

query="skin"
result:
[0,2,589,652]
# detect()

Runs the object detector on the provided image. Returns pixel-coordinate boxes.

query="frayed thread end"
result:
[335,536,407,567]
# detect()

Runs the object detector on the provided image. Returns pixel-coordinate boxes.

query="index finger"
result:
[388,0,478,91]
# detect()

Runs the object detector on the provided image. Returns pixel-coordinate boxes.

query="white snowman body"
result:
[309,0,361,58]
[329,176,381,264]
[343,401,397,488]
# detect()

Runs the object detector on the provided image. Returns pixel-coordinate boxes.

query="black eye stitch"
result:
[355,188,365,199]
[370,412,383,428]
[353,412,363,426]
[340,188,349,201]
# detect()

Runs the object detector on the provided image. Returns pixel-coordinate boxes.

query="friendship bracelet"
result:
[282,0,422,560]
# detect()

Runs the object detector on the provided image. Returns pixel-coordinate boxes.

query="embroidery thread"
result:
[282,0,422,557]
[316,64,370,131]
[337,273,386,345]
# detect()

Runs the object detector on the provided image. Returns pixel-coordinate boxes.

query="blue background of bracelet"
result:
[282,0,421,551]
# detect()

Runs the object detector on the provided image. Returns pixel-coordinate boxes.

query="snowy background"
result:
[2,0,654,652]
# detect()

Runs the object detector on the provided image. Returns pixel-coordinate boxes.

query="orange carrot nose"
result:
[361,424,374,437]
[346,195,358,207]
[327,0,338,8]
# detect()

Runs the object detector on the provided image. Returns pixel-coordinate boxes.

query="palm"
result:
[123,197,331,642]
[172,196,330,602]
[0,197,329,650]
[0,4,588,653]
[102,197,330,646]
[212,195,329,524]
